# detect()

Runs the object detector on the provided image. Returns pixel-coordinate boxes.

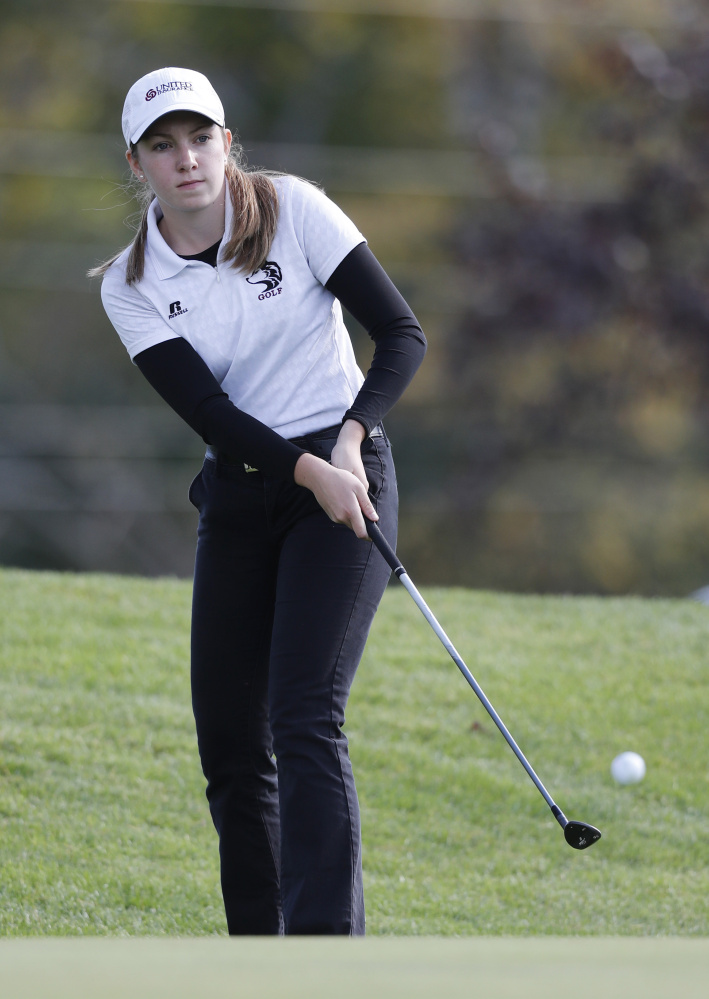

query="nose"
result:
[177,143,198,170]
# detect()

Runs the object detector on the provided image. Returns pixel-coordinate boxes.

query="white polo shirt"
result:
[101,175,367,439]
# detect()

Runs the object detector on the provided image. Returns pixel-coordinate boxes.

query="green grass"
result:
[2,938,709,999]
[1,568,708,937]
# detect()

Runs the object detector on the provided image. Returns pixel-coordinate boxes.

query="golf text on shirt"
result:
[100,176,366,440]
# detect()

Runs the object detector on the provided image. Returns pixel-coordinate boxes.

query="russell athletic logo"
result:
[146,81,194,102]
[168,301,189,319]
[247,260,283,300]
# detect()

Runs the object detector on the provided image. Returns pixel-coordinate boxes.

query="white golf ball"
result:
[611,751,646,785]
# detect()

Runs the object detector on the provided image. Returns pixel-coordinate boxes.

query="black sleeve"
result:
[325,242,427,436]
[134,338,305,479]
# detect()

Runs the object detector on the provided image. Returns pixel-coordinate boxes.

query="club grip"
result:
[366,520,405,576]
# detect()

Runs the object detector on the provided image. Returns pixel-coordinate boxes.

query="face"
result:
[126,111,232,216]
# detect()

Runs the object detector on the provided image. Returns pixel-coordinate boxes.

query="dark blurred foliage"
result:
[400,24,709,595]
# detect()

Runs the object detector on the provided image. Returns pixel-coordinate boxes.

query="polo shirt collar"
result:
[145,186,232,280]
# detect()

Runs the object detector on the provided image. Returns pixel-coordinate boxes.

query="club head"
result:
[564,820,602,850]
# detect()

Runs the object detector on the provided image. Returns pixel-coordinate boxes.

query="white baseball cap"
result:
[122,67,225,147]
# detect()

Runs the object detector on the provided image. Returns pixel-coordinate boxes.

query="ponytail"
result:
[87,134,279,285]
[124,199,152,284]
[221,157,279,277]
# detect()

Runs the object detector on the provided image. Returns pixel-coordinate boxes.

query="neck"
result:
[157,179,228,255]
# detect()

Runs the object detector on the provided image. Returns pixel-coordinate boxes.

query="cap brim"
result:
[129,102,225,145]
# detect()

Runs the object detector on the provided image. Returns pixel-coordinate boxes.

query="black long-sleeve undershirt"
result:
[327,244,427,436]
[133,242,427,479]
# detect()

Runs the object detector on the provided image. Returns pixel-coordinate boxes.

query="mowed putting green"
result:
[1,937,708,999]
[1,568,709,936]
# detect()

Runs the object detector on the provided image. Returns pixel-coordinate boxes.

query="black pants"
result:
[188,426,397,935]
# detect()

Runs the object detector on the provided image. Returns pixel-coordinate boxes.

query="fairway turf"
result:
[1,938,708,999]
[1,567,708,936]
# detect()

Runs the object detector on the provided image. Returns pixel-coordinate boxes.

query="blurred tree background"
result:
[2,0,709,595]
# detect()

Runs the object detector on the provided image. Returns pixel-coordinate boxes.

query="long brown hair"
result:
[87,133,279,285]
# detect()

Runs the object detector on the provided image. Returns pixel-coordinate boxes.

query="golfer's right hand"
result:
[294,452,378,539]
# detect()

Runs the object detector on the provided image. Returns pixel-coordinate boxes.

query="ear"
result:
[223,128,232,158]
[126,148,144,181]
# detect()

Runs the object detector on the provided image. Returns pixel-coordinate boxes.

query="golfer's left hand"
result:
[294,455,377,538]
[330,419,369,492]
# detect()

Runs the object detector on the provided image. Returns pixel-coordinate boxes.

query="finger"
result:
[353,482,378,524]
[353,467,369,492]
[349,507,369,539]
[348,450,369,487]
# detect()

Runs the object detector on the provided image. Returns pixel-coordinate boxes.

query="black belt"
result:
[205,423,383,471]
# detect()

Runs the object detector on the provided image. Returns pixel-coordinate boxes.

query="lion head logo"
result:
[246,260,283,292]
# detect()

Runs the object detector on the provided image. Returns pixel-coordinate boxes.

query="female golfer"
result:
[93,67,426,936]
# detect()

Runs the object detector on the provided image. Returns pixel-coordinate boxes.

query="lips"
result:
[177,179,203,189]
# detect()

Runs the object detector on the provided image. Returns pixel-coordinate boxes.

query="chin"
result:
[172,192,213,211]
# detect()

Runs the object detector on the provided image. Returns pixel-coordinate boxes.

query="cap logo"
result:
[145,81,195,102]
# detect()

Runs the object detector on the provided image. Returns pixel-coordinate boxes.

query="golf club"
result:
[366,520,601,851]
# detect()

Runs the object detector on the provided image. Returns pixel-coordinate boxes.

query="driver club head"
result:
[564,820,602,850]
